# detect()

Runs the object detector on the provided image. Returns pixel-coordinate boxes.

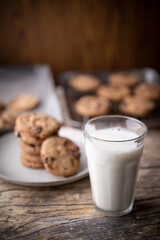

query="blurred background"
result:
[0,0,160,81]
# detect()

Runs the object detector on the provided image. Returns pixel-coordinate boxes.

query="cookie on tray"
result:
[19,140,41,155]
[15,113,61,139]
[8,94,39,111]
[41,136,80,177]
[108,72,139,87]
[0,110,19,130]
[134,83,160,101]
[119,96,155,117]
[0,101,4,111]
[75,95,110,117]
[97,85,131,102]
[69,74,101,92]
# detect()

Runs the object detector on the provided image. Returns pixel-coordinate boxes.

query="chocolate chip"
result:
[30,144,35,148]
[3,119,9,124]
[15,131,21,137]
[50,157,55,162]
[17,132,21,137]
[35,127,42,134]
[72,151,80,159]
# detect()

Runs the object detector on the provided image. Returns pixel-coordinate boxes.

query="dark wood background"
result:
[0,0,160,79]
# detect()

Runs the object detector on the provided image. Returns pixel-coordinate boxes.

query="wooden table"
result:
[0,130,160,240]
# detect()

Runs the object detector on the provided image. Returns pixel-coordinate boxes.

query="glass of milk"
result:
[83,115,147,217]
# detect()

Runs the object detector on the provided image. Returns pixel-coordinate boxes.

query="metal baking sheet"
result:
[59,68,160,129]
[0,64,63,127]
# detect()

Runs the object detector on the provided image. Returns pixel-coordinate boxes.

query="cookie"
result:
[69,74,101,92]
[15,113,61,139]
[41,137,80,177]
[0,110,19,130]
[19,140,41,155]
[75,95,110,117]
[119,96,155,117]
[20,156,44,169]
[15,129,43,145]
[21,152,42,163]
[134,83,160,101]
[97,85,131,102]
[108,72,139,87]
[8,94,39,111]
[15,129,58,145]
[0,101,4,111]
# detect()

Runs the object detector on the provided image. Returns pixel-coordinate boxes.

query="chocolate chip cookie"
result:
[8,94,39,111]
[97,85,131,102]
[75,95,110,117]
[134,83,160,101]
[21,151,42,163]
[69,74,101,92]
[15,129,44,145]
[41,137,80,177]
[15,113,61,139]
[108,72,139,87]
[20,156,44,168]
[119,96,155,117]
[0,110,18,130]
[19,140,41,155]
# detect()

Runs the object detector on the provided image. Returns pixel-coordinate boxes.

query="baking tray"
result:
[0,64,63,134]
[59,68,160,129]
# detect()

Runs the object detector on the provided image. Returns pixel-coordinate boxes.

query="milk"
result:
[85,127,143,213]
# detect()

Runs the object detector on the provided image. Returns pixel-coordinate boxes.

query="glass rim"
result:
[82,115,148,143]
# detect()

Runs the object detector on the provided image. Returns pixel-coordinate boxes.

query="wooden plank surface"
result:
[0,130,160,240]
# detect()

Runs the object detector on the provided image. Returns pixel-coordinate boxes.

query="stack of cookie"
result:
[15,113,81,177]
[15,113,61,169]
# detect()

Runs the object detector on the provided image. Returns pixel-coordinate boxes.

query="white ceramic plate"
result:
[0,127,88,186]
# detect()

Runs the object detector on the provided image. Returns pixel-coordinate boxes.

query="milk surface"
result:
[85,127,143,212]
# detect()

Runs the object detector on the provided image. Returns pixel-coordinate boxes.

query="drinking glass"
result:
[83,115,147,217]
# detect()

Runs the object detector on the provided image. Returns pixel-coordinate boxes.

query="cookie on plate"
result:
[21,151,42,163]
[0,101,4,111]
[19,140,41,155]
[8,94,39,111]
[16,129,59,145]
[75,95,110,117]
[134,83,160,101]
[15,128,58,145]
[119,96,155,117]
[41,136,80,177]
[20,155,44,169]
[15,130,43,145]
[69,74,101,92]
[0,110,19,130]
[97,85,131,102]
[108,72,139,87]
[15,113,61,139]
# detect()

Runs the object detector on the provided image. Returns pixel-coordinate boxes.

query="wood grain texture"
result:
[0,130,160,240]
[0,0,160,79]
